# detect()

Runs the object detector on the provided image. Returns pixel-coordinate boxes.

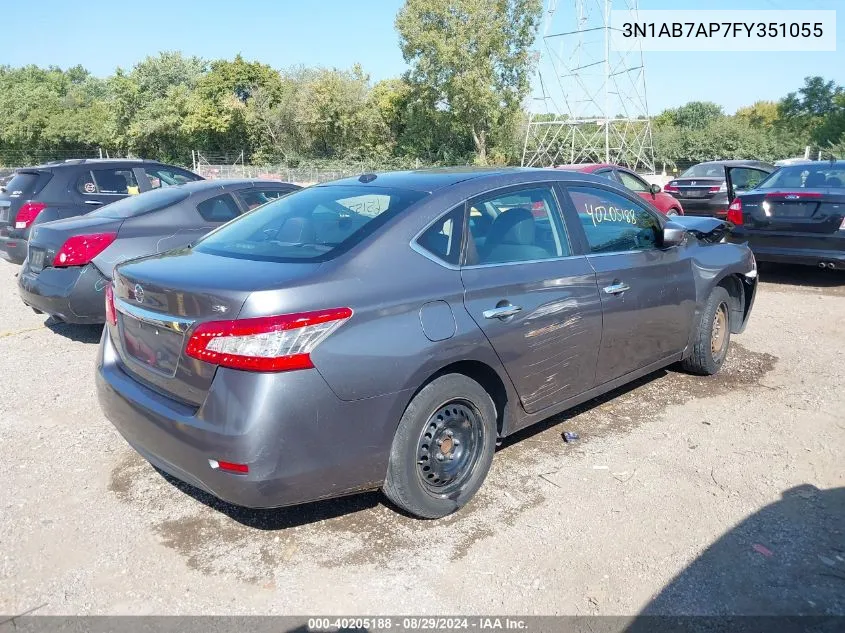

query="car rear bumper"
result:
[728,232,845,268]
[0,235,26,264]
[677,194,729,217]
[96,329,405,509]
[17,262,110,323]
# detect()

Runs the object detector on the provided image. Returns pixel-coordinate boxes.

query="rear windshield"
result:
[4,172,44,197]
[194,185,428,262]
[89,186,190,218]
[757,164,845,190]
[680,164,728,178]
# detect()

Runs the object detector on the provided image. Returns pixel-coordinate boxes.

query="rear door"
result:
[563,183,696,385]
[460,184,603,414]
[73,167,139,213]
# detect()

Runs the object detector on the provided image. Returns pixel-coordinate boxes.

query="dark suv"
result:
[0,159,203,264]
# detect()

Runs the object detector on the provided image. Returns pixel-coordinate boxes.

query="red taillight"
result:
[708,186,721,193]
[726,198,743,225]
[105,283,117,326]
[185,307,353,372]
[209,459,249,474]
[15,202,47,229]
[664,184,680,193]
[53,232,117,267]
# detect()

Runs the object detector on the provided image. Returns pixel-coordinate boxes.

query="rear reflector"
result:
[54,232,117,267]
[105,283,117,326]
[209,459,249,474]
[726,198,743,225]
[15,201,47,229]
[185,307,353,372]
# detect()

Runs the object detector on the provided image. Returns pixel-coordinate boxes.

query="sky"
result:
[2,0,842,115]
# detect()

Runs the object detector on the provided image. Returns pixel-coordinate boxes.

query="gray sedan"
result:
[96,168,758,518]
[18,179,299,324]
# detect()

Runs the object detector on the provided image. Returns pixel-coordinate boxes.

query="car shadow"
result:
[759,262,845,288]
[626,484,845,623]
[153,466,382,530]
[44,318,103,344]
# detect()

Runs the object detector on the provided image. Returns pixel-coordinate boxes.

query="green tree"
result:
[735,101,780,128]
[653,101,723,130]
[779,76,845,148]
[395,0,542,163]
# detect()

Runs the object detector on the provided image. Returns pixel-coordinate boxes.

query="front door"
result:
[563,184,697,385]
[460,184,603,414]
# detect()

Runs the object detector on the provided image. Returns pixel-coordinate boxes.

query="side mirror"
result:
[649,183,661,195]
[662,221,686,248]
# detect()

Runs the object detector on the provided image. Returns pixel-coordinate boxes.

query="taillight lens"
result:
[105,283,117,326]
[726,198,743,225]
[839,216,845,231]
[185,307,353,372]
[53,232,117,267]
[664,184,680,193]
[15,202,47,229]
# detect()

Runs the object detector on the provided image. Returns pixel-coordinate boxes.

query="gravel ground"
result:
[0,260,843,616]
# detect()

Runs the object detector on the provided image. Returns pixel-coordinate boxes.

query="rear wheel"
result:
[383,374,497,518]
[682,286,732,375]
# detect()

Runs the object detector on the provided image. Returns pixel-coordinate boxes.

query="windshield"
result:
[757,164,845,190]
[680,164,729,178]
[89,187,190,218]
[194,185,428,262]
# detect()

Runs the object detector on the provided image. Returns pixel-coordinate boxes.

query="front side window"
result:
[465,187,569,265]
[194,185,428,262]
[196,193,241,223]
[237,188,291,211]
[78,169,139,195]
[568,186,661,254]
[617,170,650,192]
[143,166,202,189]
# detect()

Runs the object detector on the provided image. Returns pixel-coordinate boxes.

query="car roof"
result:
[320,167,549,192]
[317,166,620,192]
[692,159,775,168]
[554,163,619,173]
[775,159,845,167]
[174,178,293,192]
[27,158,170,170]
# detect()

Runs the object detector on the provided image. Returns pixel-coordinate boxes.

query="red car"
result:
[554,163,684,216]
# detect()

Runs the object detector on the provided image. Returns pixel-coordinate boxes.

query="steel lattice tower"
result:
[522,0,655,172]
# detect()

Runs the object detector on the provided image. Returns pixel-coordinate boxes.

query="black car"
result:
[0,159,203,264]
[18,179,299,324]
[726,161,845,269]
[665,160,775,218]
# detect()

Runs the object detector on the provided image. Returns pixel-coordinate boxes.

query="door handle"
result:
[603,282,630,295]
[85,200,102,205]
[483,304,522,320]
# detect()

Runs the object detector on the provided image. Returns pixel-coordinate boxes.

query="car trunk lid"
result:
[110,249,323,406]
[666,177,723,200]
[738,190,845,234]
[27,215,123,274]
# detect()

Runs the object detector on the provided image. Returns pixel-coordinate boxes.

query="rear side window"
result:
[416,205,464,265]
[196,194,241,222]
[89,187,190,219]
[5,172,50,197]
[567,186,661,254]
[78,169,139,195]
[194,185,428,262]
[143,166,202,189]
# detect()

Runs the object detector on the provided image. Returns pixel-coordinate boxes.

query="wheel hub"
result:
[711,302,728,356]
[416,401,482,493]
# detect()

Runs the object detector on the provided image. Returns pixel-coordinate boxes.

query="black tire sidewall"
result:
[384,374,497,519]
[701,287,732,373]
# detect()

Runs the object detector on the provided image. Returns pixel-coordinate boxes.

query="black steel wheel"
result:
[384,374,497,519]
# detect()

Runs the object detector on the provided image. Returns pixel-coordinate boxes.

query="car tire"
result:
[666,208,680,216]
[681,286,732,376]
[383,374,497,519]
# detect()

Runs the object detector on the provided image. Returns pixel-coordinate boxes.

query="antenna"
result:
[522,0,655,172]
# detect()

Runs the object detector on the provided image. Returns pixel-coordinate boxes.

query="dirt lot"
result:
[1,261,843,616]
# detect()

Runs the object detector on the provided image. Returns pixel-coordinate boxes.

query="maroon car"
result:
[555,163,684,216]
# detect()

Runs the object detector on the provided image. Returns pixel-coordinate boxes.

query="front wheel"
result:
[383,374,497,518]
[682,286,732,375]
[666,208,680,216]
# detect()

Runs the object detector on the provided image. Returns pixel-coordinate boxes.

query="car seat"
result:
[480,208,549,263]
